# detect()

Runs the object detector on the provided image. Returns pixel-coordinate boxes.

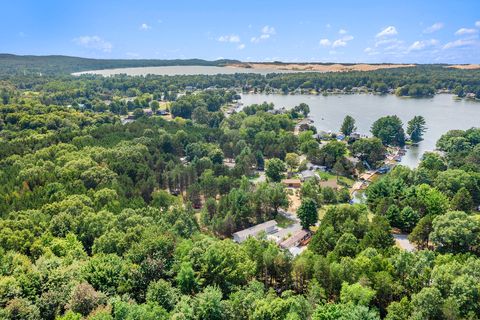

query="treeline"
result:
[0,54,239,75]
[1,64,480,108]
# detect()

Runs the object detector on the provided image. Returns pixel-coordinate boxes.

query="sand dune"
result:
[228,63,416,72]
[447,64,480,70]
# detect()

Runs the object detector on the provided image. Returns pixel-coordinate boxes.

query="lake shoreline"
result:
[240,93,480,168]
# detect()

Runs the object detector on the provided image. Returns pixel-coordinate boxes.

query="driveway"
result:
[393,234,415,252]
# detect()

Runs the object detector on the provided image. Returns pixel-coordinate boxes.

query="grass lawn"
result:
[317,171,355,188]
[158,101,170,110]
[318,204,336,221]
[338,176,355,188]
[275,214,295,228]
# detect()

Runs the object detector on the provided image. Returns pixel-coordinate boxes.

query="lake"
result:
[73,65,309,76]
[240,93,480,167]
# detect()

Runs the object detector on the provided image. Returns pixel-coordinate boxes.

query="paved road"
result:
[393,234,415,252]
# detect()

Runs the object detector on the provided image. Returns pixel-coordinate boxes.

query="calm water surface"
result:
[73,65,310,76]
[240,93,480,167]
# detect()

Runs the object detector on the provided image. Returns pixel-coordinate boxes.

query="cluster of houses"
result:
[121,107,170,124]
[224,102,243,116]
[232,219,311,257]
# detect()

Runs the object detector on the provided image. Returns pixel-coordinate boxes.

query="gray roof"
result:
[300,170,316,178]
[233,220,277,239]
[346,156,361,164]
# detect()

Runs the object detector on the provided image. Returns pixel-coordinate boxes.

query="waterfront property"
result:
[241,93,480,167]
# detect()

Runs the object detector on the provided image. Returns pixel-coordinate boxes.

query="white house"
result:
[232,220,278,243]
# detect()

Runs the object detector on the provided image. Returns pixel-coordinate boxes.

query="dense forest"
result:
[0,57,480,319]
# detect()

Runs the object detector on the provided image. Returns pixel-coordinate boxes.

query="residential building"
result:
[232,220,278,243]
[281,179,302,188]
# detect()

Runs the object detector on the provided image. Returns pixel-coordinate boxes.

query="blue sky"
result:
[1,0,479,63]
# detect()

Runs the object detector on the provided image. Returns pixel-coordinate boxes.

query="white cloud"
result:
[319,39,331,47]
[423,22,444,34]
[251,25,276,43]
[455,28,477,35]
[326,23,331,28]
[443,39,477,49]
[320,34,353,48]
[140,23,151,30]
[408,39,439,51]
[218,34,241,43]
[364,47,372,53]
[332,39,347,48]
[73,35,112,52]
[376,26,398,38]
[476,21,480,28]
[338,29,347,35]
[333,35,354,48]
[262,25,276,35]
[237,43,245,50]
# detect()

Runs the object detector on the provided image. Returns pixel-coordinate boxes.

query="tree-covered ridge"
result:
[0,54,240,75]
[1,69,480,319]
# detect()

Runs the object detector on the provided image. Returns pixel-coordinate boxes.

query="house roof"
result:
[232,220,277,239]
[280,229,309,249]
[300,170,316,178]
[346,156,361,164]
[289,245,308,257]
[282,179,302,184]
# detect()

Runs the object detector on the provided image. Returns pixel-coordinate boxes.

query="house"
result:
[305,162,326,172]
[121,118,134,125]
[377,166,391,174]
[223,158,236,168]
[466,92,476,99]
[143,108,153,116]
[300,170,318,181]
[279,229,310,249]
[232,220,278,243]
[350,132,361,139]
[346,156,361,167]
[156,109,170,116]
[282,179,302,188]
[289,246,308,257]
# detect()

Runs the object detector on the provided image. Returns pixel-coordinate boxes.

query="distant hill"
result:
[0,54,240,76]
